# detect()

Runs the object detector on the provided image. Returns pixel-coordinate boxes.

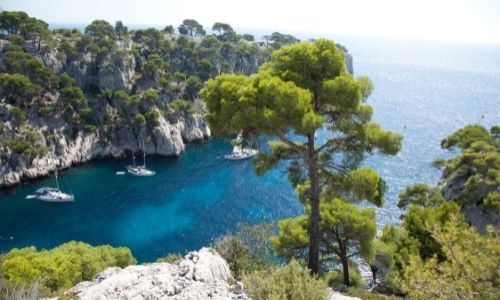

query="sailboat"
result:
[126,141,156,176]
[33,156,74,202]
[224,133,259,160]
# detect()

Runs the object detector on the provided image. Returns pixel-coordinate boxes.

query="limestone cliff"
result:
[0,27,353,188]
[0,107,210,187]
[438,172,499,233]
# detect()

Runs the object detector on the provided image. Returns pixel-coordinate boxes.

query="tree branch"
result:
[275,130,307,153]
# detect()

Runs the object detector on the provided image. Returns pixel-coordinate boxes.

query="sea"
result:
[1,31,499,262]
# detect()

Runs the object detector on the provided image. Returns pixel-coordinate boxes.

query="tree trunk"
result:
[307,133,321,274]
[370,265,377,283]
[342,255,350,286]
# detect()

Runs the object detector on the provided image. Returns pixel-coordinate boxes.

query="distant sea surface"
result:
[1,34,499,262]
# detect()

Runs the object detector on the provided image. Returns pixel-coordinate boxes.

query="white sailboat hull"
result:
[126,166,156,176]
[225,148,258,160]
[35,188,74,202]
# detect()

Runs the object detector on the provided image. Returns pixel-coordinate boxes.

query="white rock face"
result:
[69,248,248,300]
[175,114,211,143]
[0,112,210,188]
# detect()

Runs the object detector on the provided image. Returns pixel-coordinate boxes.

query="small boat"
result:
[34,163,74,202]
[126,142,155,176]
[35,187,74,202]
[126,165,156,176]
[225,145,259,160]
[225,132,259,160]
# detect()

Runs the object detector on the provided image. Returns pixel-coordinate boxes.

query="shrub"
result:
[58,72,75,89]
[243,260,328,300]
[213,223,276,279]
[169,99,201,114]
[8,106,27,126]
[144,110,160,127]
[38,105,55,116]
[84,125,97,133]
[401,216,500,299]
[214,235,253,279]
[156,254,182,264]
[134,113,146,127]
[142,89,158,103]
[0,241,136,296]
[323,264,364,288]
[170,99,190,111]
[0,73,43,105]
[1,128,48,157]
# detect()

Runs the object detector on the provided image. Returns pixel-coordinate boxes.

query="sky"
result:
[2,0,500,44]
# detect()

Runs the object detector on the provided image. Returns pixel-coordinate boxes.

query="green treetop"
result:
[438,124,500,213]
[272,198,377,285]
[114,21,128,40]
[201,39,402,273]
[178,19,205,37]
[84,20,116,43]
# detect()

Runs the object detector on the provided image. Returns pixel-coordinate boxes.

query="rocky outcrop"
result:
[68,248,248,300]
[439,172,499,233]
[65,248,361,300]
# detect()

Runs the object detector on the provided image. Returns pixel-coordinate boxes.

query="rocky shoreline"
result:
[0,112,210,188]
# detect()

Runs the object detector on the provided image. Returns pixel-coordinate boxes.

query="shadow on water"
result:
[0,139,299,262]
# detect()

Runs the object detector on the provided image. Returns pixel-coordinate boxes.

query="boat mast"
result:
[51,147,60,190]
[55,167,59,190]
[142,140,146,168]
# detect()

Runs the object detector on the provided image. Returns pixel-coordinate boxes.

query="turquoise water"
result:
[1,38,499,262]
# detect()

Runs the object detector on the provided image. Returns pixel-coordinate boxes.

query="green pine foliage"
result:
[242,260,328,300]
[438,125,500,213]
[272,198,376,286]
[401,217,500,299]
[202,39,402,274]
[213,223,276,279]
[0,241,136,296]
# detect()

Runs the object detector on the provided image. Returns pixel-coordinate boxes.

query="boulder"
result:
[68,248,248,300]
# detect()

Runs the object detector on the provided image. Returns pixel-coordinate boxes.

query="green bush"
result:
[134,113,146,127]
[170,99,191,111]
[214,235,253,279]
[2,128,48,157]
[0,241,136,296]
[156,254,182,264]
[169,99,200,114]
[323,264,364,288]
[58,72,75,89]
[38,105,55,116]
[213,223,276,279]
[8,106,27,126]
[84,125,97,133]
[144,110,160,127]
[0,73,43,105]
[243,260,328,300]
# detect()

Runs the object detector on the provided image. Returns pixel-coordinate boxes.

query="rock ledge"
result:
[69,248,247,300]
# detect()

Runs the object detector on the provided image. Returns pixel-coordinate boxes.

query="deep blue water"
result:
[1,37,499,262]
